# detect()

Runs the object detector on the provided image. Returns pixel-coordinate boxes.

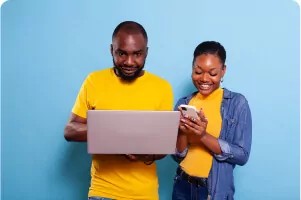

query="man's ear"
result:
[145,47,148,57]
[110,44,113,56]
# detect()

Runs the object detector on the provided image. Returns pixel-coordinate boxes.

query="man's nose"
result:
[124,56,135,66]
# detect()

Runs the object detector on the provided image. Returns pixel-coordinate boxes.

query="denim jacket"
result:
[172,88,252,200]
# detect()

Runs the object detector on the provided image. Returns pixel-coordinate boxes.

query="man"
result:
[64,21,174,200]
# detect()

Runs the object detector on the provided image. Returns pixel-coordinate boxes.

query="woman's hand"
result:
[179,107,208,138]
[178,106,222,155]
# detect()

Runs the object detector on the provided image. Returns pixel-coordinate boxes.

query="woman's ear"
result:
[222,65,227,77]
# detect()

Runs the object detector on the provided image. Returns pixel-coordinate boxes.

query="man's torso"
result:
[73,68,173,199]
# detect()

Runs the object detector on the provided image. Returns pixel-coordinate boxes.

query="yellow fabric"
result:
[72,67,173,200]
[180,88,223,178]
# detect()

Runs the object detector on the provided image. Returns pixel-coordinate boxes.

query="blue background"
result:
[1,0,300,199]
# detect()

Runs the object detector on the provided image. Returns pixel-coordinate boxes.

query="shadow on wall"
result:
[58,142,92,200]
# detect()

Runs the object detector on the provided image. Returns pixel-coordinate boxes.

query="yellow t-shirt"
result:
[72,67,174,200]
[180,88,223,178]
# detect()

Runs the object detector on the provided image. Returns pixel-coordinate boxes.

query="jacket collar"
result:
[184,87,232,101]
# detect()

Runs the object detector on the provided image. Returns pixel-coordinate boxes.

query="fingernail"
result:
[181,119,185,122]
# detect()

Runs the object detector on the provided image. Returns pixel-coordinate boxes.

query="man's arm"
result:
[64,113,87,142]
[153,155,166,160]
[64,74,91,142]
[125,154,166,163]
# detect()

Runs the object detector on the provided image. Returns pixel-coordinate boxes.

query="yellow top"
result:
[71,68,174,200]
[180,88,223,178]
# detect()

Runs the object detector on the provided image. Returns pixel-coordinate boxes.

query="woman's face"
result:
[192,54,226,96]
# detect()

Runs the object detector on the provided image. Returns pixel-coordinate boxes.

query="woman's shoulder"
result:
[175,91,198,104]
[223,88,250,108]
[175,88,250,107]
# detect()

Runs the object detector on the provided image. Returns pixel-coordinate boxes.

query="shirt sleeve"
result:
[71,75,91,119]
[213,100,252,166]
[175,147,188,157]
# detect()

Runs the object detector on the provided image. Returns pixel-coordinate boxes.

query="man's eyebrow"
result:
[115,48,126,52]
[115,49,144,54]
[133,50,144,53]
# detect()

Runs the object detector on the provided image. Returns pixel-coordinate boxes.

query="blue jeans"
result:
[88,197,112,200]
[172,174,209,200]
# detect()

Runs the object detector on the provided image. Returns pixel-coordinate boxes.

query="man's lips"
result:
[121,67,137,74]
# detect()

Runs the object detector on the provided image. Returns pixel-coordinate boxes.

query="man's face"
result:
[111,32,148,81]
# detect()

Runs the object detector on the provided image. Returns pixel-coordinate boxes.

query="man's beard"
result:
[113,60,145,82]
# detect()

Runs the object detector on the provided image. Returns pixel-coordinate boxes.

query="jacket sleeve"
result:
[214,100,252,166]
[171,98,188,163]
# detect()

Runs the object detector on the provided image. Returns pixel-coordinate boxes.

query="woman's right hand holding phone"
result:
[178,106,208,138]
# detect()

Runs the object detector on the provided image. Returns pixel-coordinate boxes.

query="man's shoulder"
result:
[83,68,113,83]
[144,71,172,88]
[87,67,112,78]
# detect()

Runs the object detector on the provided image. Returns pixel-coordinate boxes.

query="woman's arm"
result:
[171,100,190,163]
[182,101,252,166]
[198,133,222,155]
[213,101,252,166]
[176,131,188,153]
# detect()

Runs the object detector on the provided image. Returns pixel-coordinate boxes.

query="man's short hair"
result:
[112,21,148,42]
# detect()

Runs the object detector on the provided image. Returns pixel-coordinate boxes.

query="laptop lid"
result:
[87,110,180,154]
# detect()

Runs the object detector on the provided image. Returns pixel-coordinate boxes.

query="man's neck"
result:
[113,67,145,79]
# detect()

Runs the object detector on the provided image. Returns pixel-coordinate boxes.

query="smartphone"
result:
[179,104,199,119]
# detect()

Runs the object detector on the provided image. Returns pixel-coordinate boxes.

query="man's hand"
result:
[124,154,154,162]
[124,154,165,162]
[124,154,139,161]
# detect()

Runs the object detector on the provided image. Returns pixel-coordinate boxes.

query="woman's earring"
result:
[220,77,224,86]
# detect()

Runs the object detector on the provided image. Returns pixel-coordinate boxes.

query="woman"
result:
[172,41,252,200]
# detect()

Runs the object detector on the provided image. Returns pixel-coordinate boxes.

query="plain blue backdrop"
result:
[1,0,300,199]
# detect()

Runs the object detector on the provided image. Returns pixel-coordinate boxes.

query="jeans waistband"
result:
[176,167,208,188]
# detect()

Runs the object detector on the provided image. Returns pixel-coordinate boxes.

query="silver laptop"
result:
[87,110,181,154]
